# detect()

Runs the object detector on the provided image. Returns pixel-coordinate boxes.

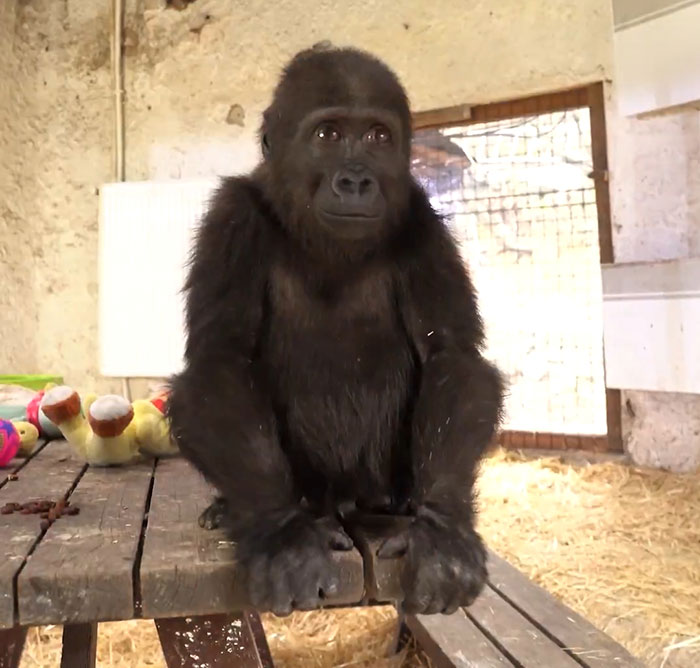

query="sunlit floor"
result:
[19,449,700,668]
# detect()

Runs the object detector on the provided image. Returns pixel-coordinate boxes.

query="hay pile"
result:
[476,450,700,668]
[19,449,700,668]
[18,611,426,668]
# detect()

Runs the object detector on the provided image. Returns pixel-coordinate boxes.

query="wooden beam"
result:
[413,104,472,129]
[0,626,27,668]
[156,613,274,668]
[60,623,97,668]
[587,81,624,453]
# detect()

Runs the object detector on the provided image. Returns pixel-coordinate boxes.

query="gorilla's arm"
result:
[167,178,350,613]
[167,178,297,526]
[405,220,503,522]
[383,190,504,614]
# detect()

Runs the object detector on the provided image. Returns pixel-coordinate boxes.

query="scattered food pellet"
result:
[0,498,80,525]
[6,474,18,481]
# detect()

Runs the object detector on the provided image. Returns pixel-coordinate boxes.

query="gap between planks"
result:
[15,453,155,627]
[131,458,158,619]
[0,441,48,493]
[0,440,87,628]
[12,462,88,626]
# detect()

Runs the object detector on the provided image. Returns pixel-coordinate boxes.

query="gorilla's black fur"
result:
[167,46,504,616]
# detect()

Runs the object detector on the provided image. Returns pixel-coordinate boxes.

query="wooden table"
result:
[0,440,643,667]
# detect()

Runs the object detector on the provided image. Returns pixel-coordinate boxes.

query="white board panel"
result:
[613,0,700,115]
[98,180,218,377]
[602,258,700,393]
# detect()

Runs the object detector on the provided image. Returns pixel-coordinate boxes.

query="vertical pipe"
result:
[112,0,130,400]
[112,0,125,182]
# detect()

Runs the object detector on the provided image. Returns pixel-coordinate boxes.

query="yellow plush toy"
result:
[40,385,178,466]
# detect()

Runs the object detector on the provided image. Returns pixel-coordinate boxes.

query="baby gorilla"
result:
[167,45,504,616]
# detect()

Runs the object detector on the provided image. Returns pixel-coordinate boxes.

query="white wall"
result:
[607,100,700,471]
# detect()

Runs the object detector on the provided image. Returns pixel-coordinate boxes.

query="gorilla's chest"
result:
[264,264,413,388]
[261,264,415,450]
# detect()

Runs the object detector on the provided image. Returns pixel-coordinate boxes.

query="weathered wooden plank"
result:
[407,609,510,668]
[140,458,365,619]
[0,440,84,629]
[155,613,274,667]
[17,460,153,626]
[60,623,97,668]
[0,626,27,668]
[486,550,644,666]
[467,585,580,667]
[246,612,275,667]
[0,440,46,493]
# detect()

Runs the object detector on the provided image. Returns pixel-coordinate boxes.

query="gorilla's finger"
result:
[269,561,294,616]
[247,556,271,610]
[320,570,340,599]
[328,528,353,550]
[377,533,409,558]
[440,584,462,615]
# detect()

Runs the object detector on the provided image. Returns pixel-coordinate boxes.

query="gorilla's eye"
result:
[315,122,341,142]
[364,125,392,145]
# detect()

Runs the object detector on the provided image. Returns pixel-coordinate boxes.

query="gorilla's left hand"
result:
[377,509,487,615]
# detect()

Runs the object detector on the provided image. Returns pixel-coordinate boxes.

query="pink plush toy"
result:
[0,419,21,466]
[0,419,39,467]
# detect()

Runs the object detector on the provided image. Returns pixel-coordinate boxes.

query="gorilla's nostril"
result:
[360,177,376,193]
[332,168,377,199]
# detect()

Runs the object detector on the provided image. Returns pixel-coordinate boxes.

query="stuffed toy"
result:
[0,383,63,439]
[0,419,39,467]
[40,385,178,466]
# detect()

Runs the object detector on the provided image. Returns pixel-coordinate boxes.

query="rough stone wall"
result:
[0,0,614,395]
[0,0,117,394]
[0,1,36,373]
[124,0,613,180]
[608,102,700,471]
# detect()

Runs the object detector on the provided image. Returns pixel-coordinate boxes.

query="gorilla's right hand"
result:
[236,510,353,616]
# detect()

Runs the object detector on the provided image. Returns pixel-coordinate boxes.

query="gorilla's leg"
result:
[168,357,352,615]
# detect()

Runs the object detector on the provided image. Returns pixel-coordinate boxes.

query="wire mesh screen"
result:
[411,109,607,436]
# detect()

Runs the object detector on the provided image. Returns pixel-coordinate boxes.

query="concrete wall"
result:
[608,103,700,471]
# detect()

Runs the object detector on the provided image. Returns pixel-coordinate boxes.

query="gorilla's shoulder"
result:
[192,175,276,266]
[207,176,269,226]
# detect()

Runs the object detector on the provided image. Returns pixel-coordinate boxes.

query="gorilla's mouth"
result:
[316,208,385,240]
[320,209,381,221]
[316,207,384,241]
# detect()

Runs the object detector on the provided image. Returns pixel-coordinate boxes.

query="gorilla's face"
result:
[261,48,414,255]
[296,106,407,241]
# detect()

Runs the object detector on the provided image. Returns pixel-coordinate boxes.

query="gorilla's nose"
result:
[331,166,378,201]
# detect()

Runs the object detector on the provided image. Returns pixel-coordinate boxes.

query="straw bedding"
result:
[18,449,699,667]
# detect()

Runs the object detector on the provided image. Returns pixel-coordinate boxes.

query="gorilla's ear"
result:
[261,132,271,159]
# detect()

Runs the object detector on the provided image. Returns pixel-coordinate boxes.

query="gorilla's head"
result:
[260,46,413,257]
